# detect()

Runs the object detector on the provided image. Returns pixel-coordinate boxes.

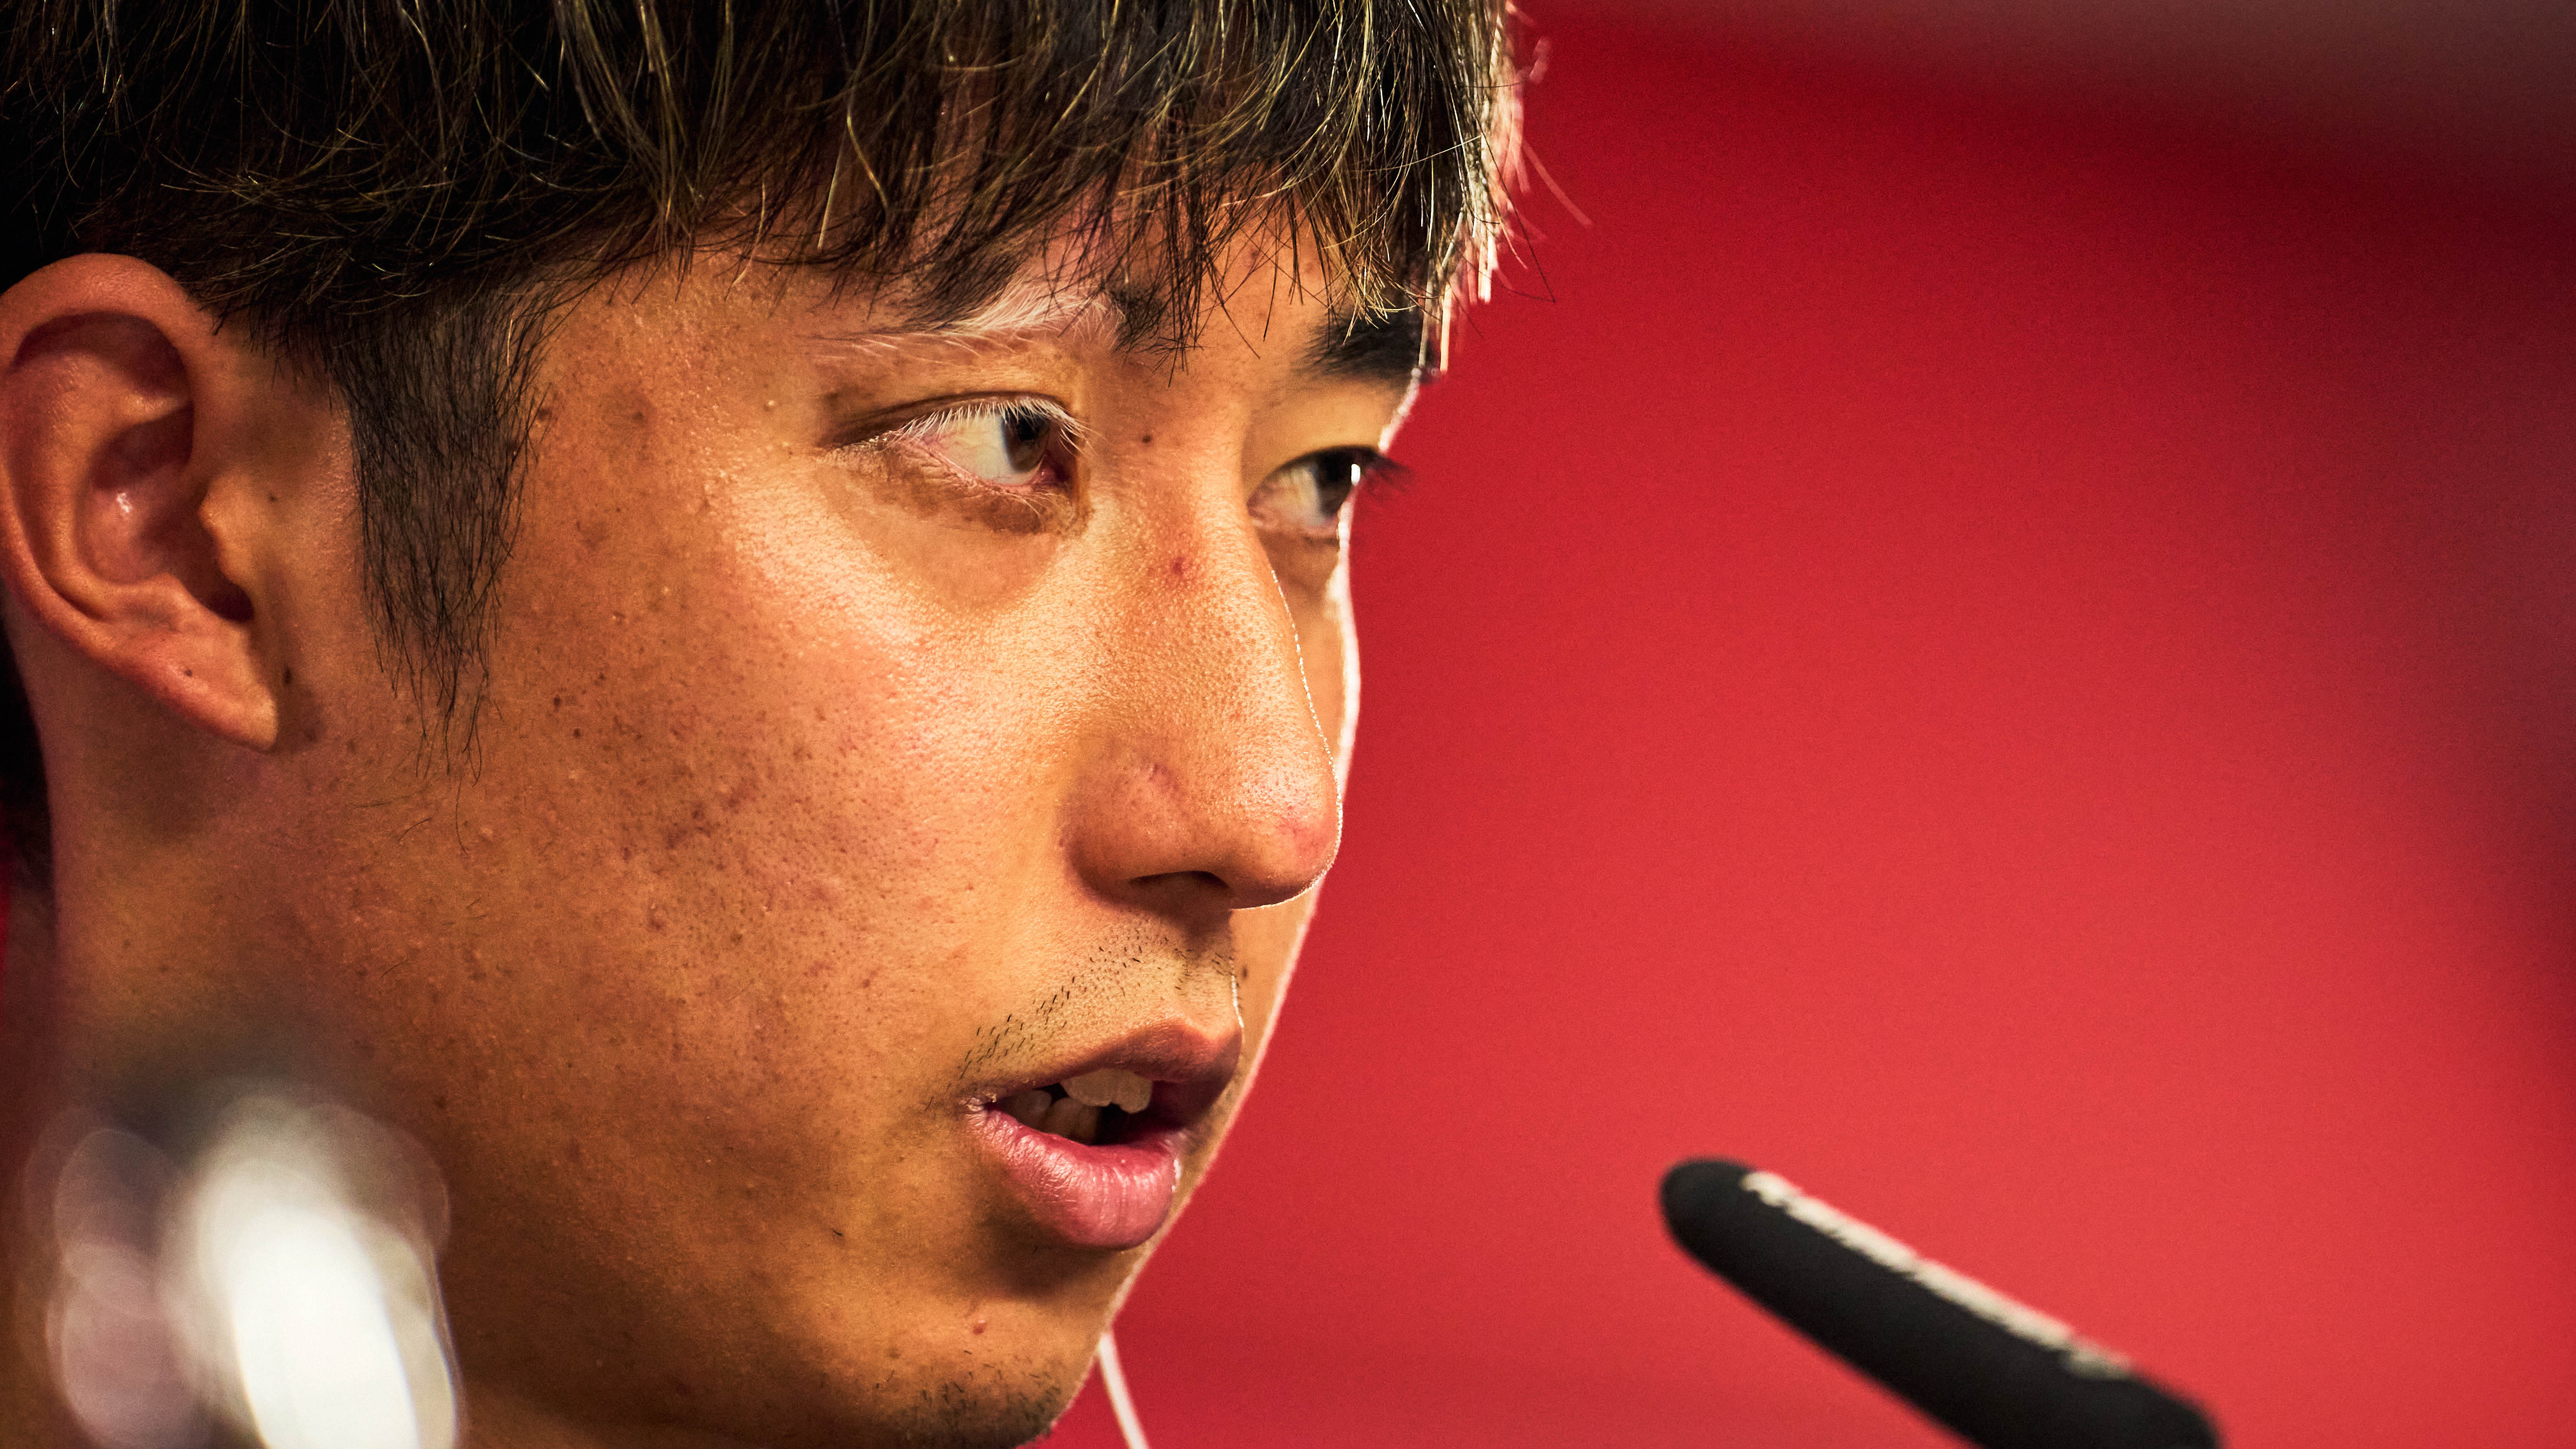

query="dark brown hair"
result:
[0,0,1524,869]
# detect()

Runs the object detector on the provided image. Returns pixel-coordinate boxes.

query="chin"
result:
[760,1292,1112,1449]
[871,1384,1080,1449]
[818,1340,1095,1449]
[616,1356,1082,1449]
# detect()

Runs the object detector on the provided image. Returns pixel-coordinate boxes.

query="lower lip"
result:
[971,1110,1185,1251]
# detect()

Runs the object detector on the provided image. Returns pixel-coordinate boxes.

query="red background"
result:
[1061,9,2576,1448]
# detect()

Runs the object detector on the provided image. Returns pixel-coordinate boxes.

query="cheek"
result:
[408,434,1079,1123]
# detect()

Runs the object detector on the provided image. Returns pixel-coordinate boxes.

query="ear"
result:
[0,256,294,751]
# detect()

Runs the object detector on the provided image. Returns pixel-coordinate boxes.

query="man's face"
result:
[256,250,1408,1444]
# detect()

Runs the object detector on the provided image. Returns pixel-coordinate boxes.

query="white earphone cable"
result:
[1096,1328,1152,1449]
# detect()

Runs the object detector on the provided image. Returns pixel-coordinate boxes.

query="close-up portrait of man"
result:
[0,2,1521,1446]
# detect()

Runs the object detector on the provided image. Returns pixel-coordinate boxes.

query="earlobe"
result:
[0,257,283,751]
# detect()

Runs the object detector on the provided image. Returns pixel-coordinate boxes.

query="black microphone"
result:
[1660,1159,2220,1449]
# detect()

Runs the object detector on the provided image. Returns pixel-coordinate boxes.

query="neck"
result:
[0,868,81,1449]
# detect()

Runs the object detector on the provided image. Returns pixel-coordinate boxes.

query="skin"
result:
[0,240,1411,1447]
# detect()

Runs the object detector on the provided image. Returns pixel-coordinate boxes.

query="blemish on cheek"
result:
[971,1319,988,1335]
[1168,553,1191,581]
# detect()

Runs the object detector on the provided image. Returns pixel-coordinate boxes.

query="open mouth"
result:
[994,1068,1160,1147]
[967,1032,1238,1250]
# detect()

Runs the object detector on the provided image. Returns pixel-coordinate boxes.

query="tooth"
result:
[1065,1069,1154,1113]
[1063,1071,1121,1108]
[1002,1091,1051,1128]
[1041,1095,1090,1140]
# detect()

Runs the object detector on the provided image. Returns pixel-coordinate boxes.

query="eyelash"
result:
[876,397,1081,487]
[887,397,1077,442]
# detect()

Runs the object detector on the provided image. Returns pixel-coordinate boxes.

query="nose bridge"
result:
[1073,477,1342,911]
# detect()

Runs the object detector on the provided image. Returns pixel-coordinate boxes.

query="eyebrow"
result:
[1307,308,1431,386]
[801,281,1120,353]
[810,287,1432,386]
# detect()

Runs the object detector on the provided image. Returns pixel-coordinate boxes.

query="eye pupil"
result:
[1251,446,1396,540]
[1314,452,1365,513]
[1002,412,1050,472]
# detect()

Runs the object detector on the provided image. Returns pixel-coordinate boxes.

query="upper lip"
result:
[968,1020,1243,1132]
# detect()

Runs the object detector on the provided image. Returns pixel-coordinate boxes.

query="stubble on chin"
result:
[870,1369,1074,1449]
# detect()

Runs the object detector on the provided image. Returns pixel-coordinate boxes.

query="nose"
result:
[1065,508,1343,916]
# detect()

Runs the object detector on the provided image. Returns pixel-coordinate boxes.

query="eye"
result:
[1252,448,1402,541]
[881,399,1078,491]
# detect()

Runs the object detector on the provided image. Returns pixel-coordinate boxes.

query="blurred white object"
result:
[41,1091,458,1449]
[46,1126,202,1449]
